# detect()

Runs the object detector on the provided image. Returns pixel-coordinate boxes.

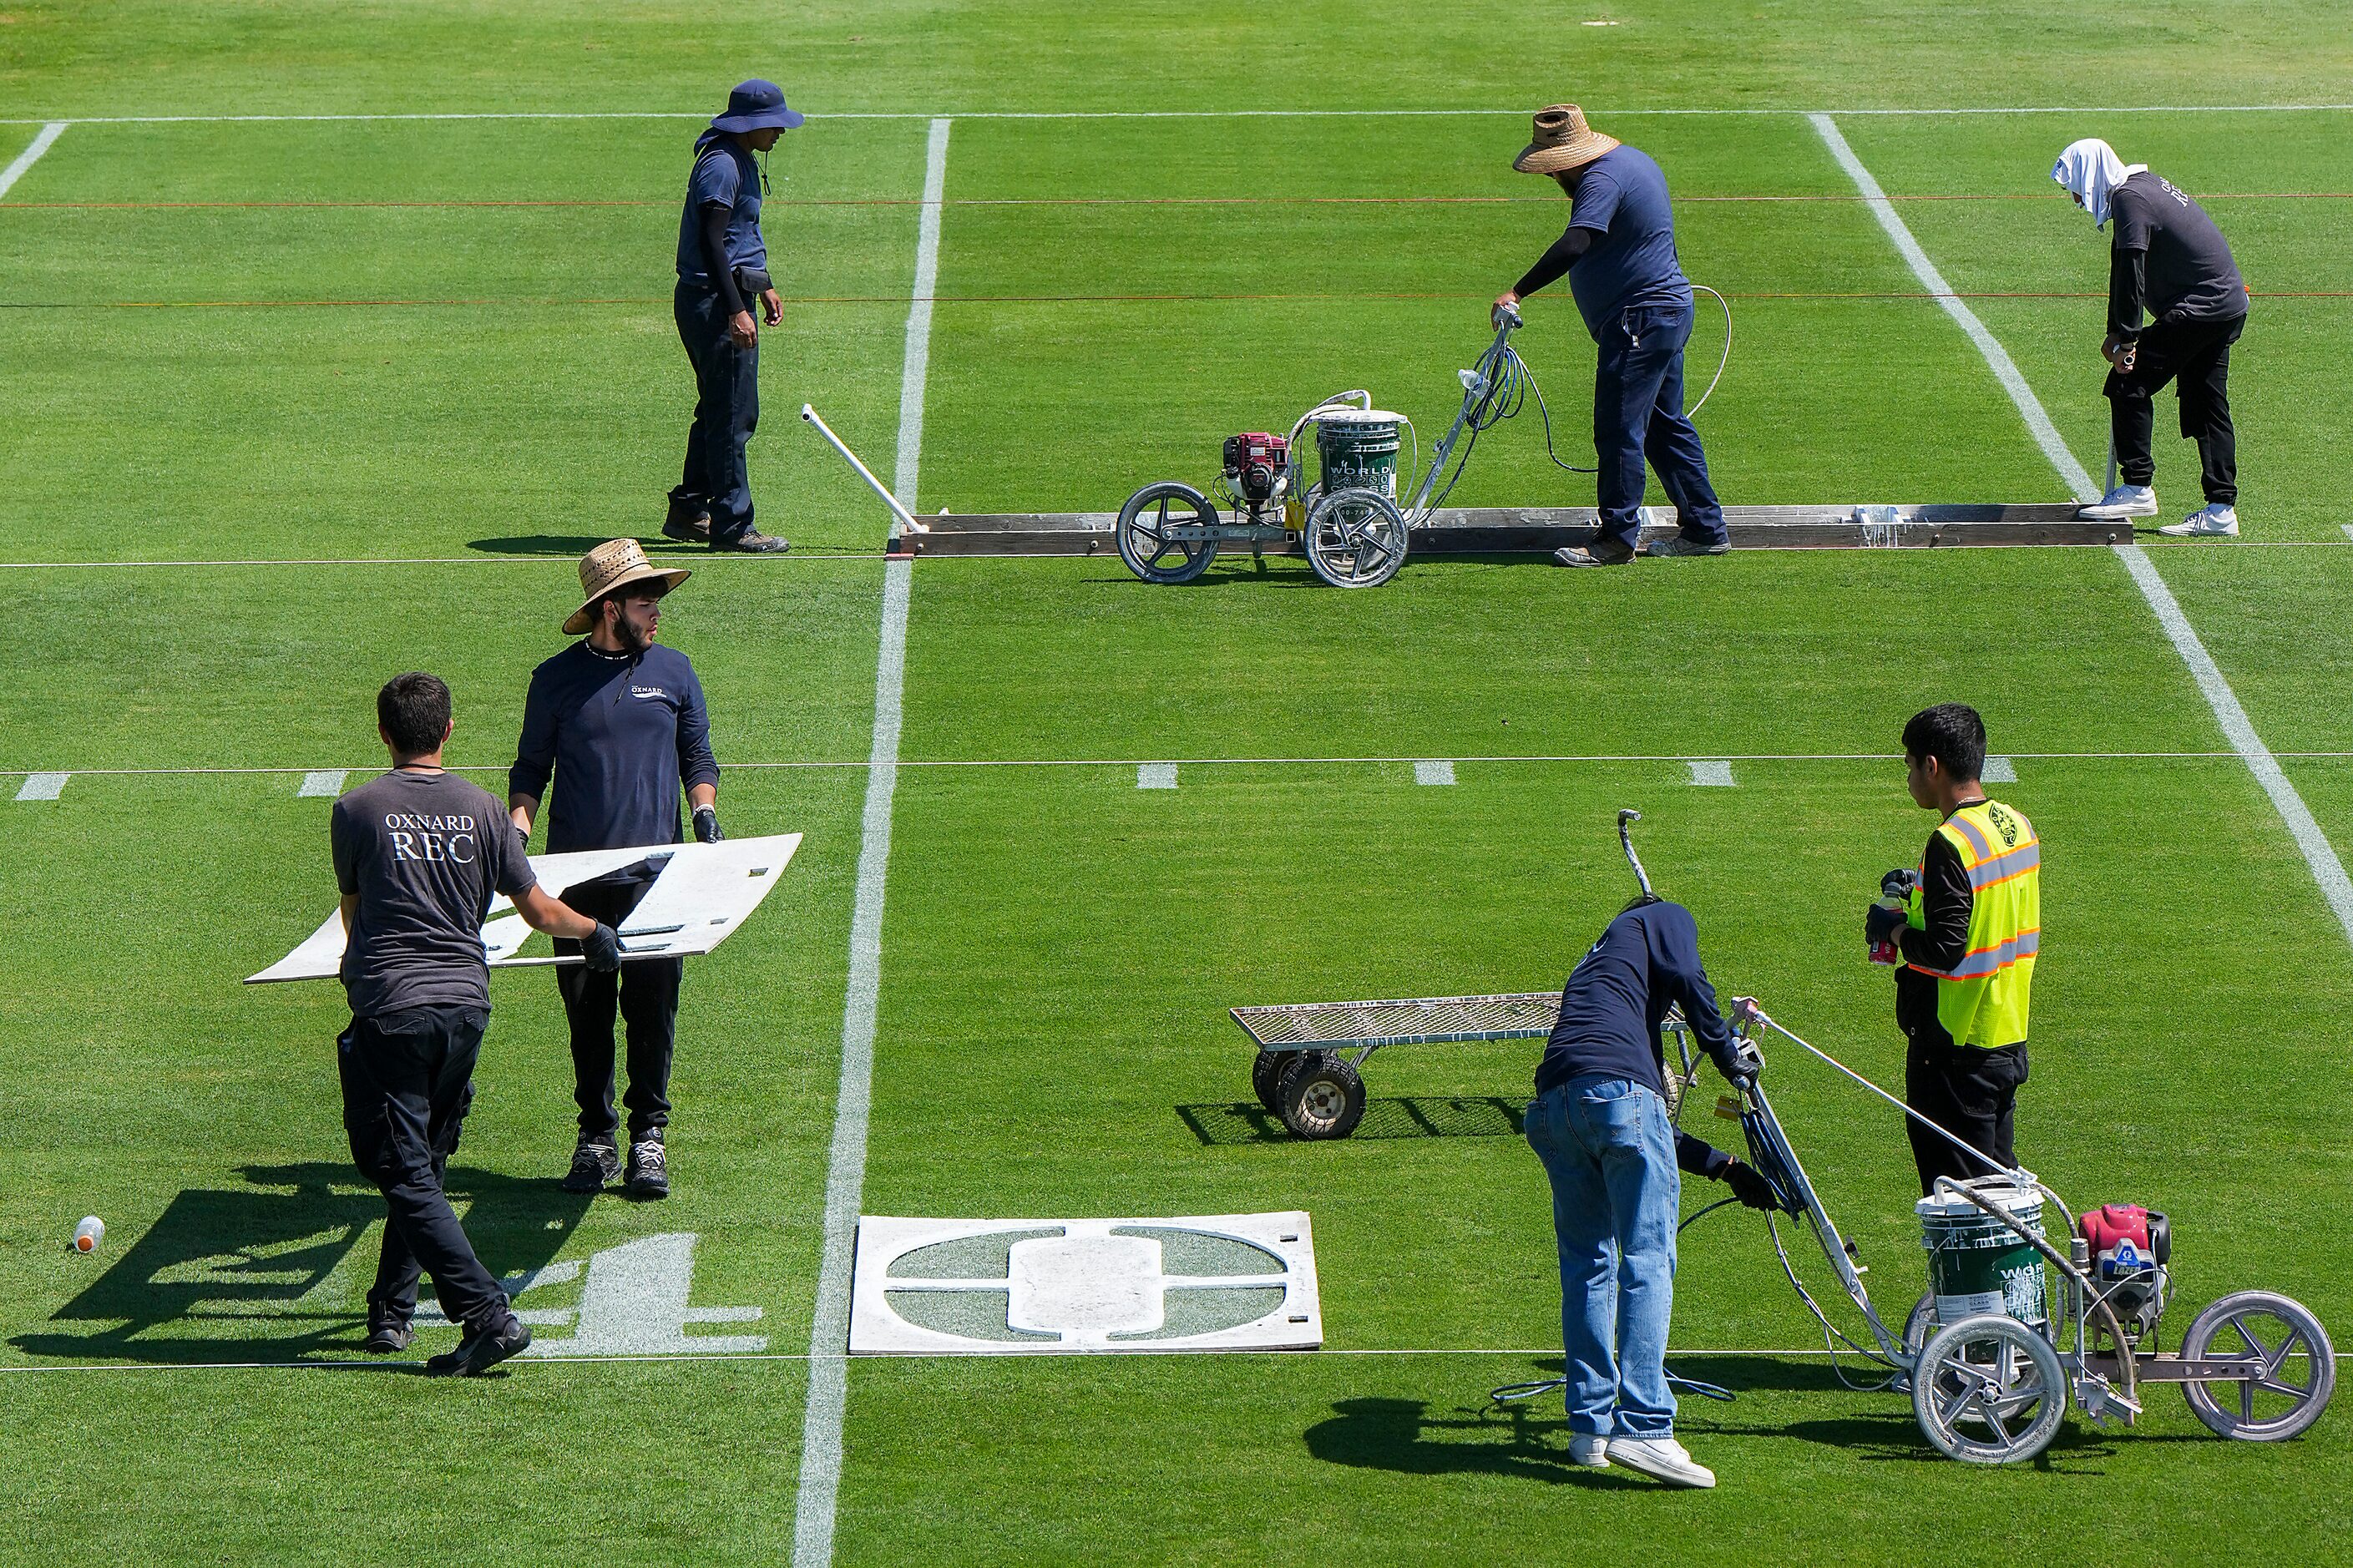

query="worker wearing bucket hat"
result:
[666,79,805,554]
[510,540,722,1200]
[1491,106,1728,567]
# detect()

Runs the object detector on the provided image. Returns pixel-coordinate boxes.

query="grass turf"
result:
[6,3,2353,1563]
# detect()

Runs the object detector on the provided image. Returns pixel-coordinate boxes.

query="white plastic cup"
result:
[73,1216,104,1253]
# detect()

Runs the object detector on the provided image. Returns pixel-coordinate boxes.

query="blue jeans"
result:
[673,280,762,540]
[1592,301,1725,549]
[1524,1074,1681,1437]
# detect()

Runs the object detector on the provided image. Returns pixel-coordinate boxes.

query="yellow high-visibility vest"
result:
[1905,798,2039,1048]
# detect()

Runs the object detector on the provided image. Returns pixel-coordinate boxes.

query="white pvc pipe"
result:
[802,404,922,539]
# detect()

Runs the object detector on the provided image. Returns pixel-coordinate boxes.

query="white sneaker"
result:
[2158,503,2239,538]
[1568,1435,1610,1469]
[2078,484,2158,520]
[1606,1435,1716,1489]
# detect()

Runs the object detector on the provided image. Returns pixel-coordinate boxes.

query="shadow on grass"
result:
[1177,1095,1526,1146]
[1304,1397,1647,1486]
[468,534,704,558]
[16,1162,590,1365]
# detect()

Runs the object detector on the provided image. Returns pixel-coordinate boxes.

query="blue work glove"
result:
[693,805,724,844]
[582,922,622,973]
[1865,899,1908,947]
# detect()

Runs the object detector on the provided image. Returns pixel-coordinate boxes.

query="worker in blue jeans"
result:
[1526,894,1774,1487]
[1492,104,1728,566]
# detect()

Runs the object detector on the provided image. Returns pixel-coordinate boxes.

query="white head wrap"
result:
[2051,138,2148,229]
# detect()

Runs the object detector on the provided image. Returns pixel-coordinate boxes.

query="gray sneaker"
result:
[1553,539,1636,568]
[1646,535,1729,557]
[561,1137,620,1194]
[2158,503,2239,538]
[2078,483,2158,520]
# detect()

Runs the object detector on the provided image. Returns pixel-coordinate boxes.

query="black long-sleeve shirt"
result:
[700,203,746,318]
[1895,825,1976,1050]
[1513,225,1592,300]
[509,641,718,855]
[2107,170,2247,340]
[1536,898,1738,1177]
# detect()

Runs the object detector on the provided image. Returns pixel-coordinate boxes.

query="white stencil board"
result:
[246,832,801,984]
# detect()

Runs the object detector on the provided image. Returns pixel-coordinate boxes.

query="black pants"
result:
[554,877,683,1142]
[1905,1038,2029,1196]
[1592,301,1725,549]
[672,280,761,541]
[2107,312,2244,504]
[337,1006,508,1333]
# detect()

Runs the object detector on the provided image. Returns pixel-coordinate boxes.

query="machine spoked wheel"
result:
[1276,1050,1367,1140]
[2178,1290,2336,1441]
[1303,487,1409,589]
[1116,482,1219,584]
[1911,1313,2067,1464]
[1903,1292,1940,1357]
[1251,1050,1288,1115]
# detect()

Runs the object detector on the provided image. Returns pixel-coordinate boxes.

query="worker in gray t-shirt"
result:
[330,672,619,1378]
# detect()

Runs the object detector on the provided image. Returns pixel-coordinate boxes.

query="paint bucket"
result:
[1314,410,1402,501]
[1916,1179,2047,1328]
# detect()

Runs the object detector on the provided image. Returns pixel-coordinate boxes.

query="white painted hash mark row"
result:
[1688,761,1736,787]
[0,122,65,199]
[1137,762,1178,789]
[792,115,948,1568]
[14,773,67,801]
[1817,122,2353,949]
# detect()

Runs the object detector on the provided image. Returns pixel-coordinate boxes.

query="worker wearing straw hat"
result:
[1492,105,1728,567]
[509,539,723,1200]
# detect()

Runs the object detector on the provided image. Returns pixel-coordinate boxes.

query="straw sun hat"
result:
[563,538,692,635]
[1512,104,1620,175]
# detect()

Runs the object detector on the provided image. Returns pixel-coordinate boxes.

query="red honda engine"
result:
[1222,432,1290,509]
[2078,1202,2171,1341]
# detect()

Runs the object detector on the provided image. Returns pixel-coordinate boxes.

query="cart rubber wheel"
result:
[1303,486,1408,589]
[1116,481,1219,584]
[1251,1050,1288,1115]
[1276,1050,1367,1140]
[1911,1313,2067,1464]
[1903,1292,1940,1358]
[2178,1288,2336,1442]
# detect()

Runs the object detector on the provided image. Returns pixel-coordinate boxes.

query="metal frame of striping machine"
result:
[1112,306,1529,590]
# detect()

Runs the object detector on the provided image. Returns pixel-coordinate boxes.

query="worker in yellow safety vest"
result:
[1863,704,2039,1195]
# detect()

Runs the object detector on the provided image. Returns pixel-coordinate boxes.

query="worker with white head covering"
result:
[2056,139,2250,538]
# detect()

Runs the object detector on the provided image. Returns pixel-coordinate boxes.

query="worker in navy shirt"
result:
[1525,894,1772,1489]
[1491,105,1728,567]
[510,540,721,1199]
[2056,139,2251,538]
[665,78,802,555]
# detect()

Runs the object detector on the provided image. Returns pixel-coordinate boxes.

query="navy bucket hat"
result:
[711,79,805,134]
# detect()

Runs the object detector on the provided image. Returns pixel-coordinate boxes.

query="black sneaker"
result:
[423,1313,532,1378]
[561,1137,621,1194]
[709,527,790,554]
[625,1136,670,1200]
[661,508,711,544]
[362,1318,412,1354]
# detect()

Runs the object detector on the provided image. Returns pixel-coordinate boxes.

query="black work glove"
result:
[582,922,622,973]
[1880,867,1920,899]
[693,805,724,844]
[1723,1160,1779,1211]
[1865,899,1908,946]
[1719,1037,1763,1084]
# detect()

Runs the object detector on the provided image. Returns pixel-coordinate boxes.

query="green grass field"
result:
[6,3,2353,1562]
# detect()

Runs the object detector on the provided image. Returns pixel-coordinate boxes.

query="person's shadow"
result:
[1304,1395,1652,1487]
[15,1162,592,1364]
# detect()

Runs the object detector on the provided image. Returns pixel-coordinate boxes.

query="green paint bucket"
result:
[1315,410,1403,501]
[1916,1180,2047,1328]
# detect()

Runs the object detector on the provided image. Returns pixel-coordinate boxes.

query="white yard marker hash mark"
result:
[14,773,68,801]
[792,116,948,1568]
[1688,761,1736,787]
[1818,115,2353,948]
[1137,762,1179,789]
[296,770,347,797]
[1414,760,1456,786]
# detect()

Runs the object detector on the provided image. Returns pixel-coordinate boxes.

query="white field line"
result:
[15,749,2353,780]
[1820,117,2353,948]
[4,105,2350,127]
[792,116,946,1568]
[0,1345,1870,1375]
[0,122,66,198]
[1809,113,2096,502]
